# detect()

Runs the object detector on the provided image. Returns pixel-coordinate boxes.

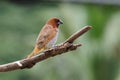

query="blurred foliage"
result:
[0,1,120,80]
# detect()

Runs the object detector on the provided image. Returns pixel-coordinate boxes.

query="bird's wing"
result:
[36,24,57,48]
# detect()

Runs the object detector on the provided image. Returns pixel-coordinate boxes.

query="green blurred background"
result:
[0,0,120,80]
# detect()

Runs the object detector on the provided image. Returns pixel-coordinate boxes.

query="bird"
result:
[27,17,63,59]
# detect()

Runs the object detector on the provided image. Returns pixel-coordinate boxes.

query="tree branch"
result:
[0,26,92,72]
[64,26,92,43]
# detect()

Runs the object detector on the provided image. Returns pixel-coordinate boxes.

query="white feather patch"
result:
[46,29,59,48]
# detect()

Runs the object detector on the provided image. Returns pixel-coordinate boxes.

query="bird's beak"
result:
[58,20,63,25]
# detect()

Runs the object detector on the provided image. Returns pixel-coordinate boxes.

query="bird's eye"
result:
[56,20,59,23]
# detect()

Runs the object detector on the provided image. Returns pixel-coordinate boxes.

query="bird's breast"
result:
[46,29,59,48]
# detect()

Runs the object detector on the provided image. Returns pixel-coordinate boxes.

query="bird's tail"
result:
[26,47,45,59]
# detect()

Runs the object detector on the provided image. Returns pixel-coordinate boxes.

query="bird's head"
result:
[47,17,63,28]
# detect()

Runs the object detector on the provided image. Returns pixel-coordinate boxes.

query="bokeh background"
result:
[0,0,120,80]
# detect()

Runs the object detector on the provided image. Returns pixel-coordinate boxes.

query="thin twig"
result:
[0,26,92,72]
[65,26,92,43]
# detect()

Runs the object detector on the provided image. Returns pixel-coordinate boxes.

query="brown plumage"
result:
[27,18,63,58]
